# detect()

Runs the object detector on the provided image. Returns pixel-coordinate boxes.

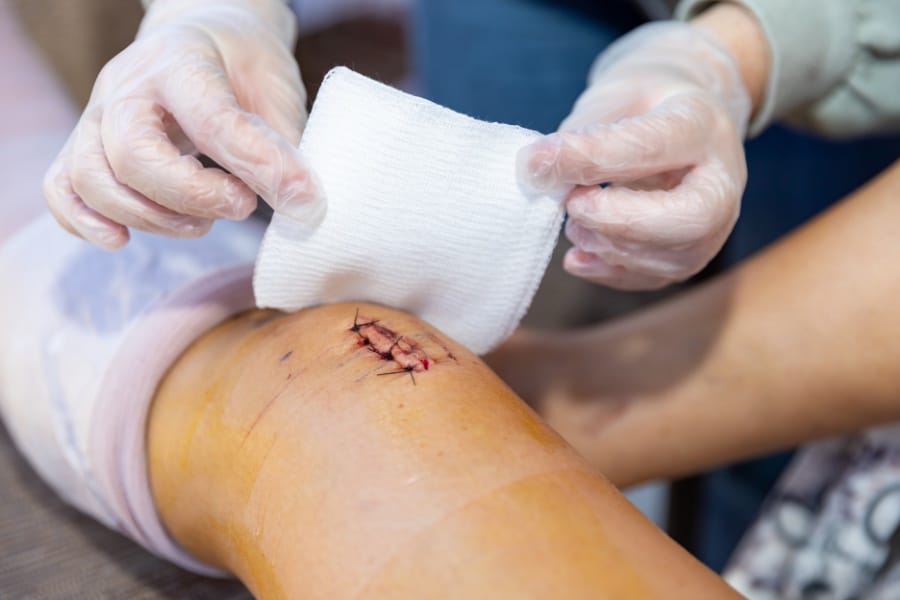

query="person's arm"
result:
[677,0,900,138]
[689,2,768,117]
[147,303,738,598]
[490,160,900,489]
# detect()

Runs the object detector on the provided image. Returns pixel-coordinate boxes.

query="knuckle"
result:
[182,179,219,213]
[68,163,93,197]
[92,61,119,95]
[45,197,69,224]
[597,221,633,240]
[235,114,275,155]
[193,105,248,154]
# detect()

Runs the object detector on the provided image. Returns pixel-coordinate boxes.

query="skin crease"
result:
[488,161,900,490]
[147,303,738,599]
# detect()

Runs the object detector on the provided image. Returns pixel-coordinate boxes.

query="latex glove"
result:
[43,0,323,250]
[519,22,751,290]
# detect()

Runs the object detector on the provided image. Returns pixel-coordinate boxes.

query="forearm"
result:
[148,304,736,598]
[690,2,769,117]
[547,161,900,487]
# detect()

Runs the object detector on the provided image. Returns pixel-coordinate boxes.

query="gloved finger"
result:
[564,218,699,284]
[43,148,129,250]
[564,160,740,249]
[618,167,692,192]
[563,246,672,291]
[558,84,643,132]
[239,57,309,146]
[162,59,325,224]
[101,97,258,220]
[520,95,716,190]
[71,111,214,237]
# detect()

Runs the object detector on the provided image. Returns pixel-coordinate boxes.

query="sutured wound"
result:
[349,308,434,383]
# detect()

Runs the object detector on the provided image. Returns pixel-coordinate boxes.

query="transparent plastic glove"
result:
[43,0,323,250]
[519,22,751,290]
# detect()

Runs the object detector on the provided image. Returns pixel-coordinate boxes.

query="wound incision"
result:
[349,308,435,384]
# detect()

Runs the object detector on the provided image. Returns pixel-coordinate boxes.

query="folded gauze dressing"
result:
[254,67,569,354]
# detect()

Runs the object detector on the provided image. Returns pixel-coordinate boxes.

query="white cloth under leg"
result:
[0,216,263,575]
[254,67,569,354]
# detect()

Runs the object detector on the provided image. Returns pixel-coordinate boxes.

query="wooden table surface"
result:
[0,425,251,599]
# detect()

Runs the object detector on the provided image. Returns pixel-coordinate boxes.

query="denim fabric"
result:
[413,0,645,133]
[413,0,900,572]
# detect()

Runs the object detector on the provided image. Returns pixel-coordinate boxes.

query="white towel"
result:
[0,216,263,575]
[254,67,568,354]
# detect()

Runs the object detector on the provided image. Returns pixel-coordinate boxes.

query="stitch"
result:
[349,307,378,333]
[349,308,434,384]
[376,365,417,385]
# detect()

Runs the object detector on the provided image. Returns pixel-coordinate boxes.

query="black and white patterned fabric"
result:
[727,425,900,599]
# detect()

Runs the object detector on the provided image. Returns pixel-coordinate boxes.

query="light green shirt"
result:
[677,0,900,138]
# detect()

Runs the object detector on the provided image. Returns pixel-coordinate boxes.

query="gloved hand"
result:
[43,0,323,250]
[519,22,751,290]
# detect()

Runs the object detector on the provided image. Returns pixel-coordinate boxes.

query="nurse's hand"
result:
[44,0,324,250]
[519,22,751,290]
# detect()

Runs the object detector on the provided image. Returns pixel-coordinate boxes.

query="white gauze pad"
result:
[254,67,567,353]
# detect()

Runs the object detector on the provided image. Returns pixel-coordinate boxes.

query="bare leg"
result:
[148,303,736,599]
[489,161,900,489]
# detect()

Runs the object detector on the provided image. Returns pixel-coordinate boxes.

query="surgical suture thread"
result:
[349,308,435,385]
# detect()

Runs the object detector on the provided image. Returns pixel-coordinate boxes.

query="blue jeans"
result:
[413,0,900,571]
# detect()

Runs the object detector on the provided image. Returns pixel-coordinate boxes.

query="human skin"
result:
[692,2,770,114]
[488,161,900,489]
[147,303,737,599]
